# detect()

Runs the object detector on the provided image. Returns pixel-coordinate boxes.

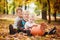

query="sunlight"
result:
[7,0,13,4]
[29,2,36,13]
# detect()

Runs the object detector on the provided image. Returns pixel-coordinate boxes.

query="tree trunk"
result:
[42,10,47,20]
[54,10,57,21]
[47,0,51,23]
[42,3,47,20]
[6,0,8,14]
[13,2,15,15]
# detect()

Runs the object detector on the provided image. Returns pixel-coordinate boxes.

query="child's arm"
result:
[27,24,38,30]
[24,22,29,30]
[13,18,19,29]
[17,20,24,30]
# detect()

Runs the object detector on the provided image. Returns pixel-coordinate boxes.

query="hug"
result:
[9,7,56,36]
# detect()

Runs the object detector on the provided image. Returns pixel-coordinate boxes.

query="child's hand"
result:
[33,23,38,26]
[29,28,32,30]
[19,28,24,30]
[23,28,25,30]
[24,28,29,30]
[27,27,32,30]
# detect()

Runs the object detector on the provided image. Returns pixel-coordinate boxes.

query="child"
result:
[24,14,36,30]
[24,14,36,36]
[40,23,56,36]
[9,7,23,34]
[23,11,29,22]
[13,7,23,29]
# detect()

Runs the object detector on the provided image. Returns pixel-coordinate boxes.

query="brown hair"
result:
[16,7,22,12]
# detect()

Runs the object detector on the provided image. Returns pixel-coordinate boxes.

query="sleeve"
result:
[13,17,22,29]
[13,18,19,29]
[24,22,29,29]
[17,20,24,30]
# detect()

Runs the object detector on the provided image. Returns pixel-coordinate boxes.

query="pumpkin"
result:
[40,23,47,30]
[30,25,45,36]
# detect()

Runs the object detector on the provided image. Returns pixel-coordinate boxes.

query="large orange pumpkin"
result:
[30,25,45,36]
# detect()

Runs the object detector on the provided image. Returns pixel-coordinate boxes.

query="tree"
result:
[39,0,47,20]
[47,0,51,23]
[42,2,47,20]
[53,0,60,21]
[0,0,6,14]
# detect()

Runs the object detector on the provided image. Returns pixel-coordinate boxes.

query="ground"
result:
[0,14,60,40]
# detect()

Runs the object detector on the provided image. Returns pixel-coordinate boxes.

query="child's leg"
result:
[25,30,32,36]
[17,28,25,33]
[17,29,22,33]
[43,32,48,36]
[43,27,56,36]
[9,24,17,34]
[48,27,56,34]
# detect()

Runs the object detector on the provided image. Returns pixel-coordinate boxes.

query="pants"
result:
[9,24,32,36]
[9,24,18,35]
[44,27,56,36]
[18,29,32,36]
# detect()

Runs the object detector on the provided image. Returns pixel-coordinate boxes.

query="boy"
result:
[13,7,23,29]
[9,7,23,34]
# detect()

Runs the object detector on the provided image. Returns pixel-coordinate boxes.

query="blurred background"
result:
[0,0,60,23]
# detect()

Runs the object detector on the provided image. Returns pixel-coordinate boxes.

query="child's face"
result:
[17,10,23,18]
[23,12,29,20]
[24,13,29,18]
[29,16,35,23]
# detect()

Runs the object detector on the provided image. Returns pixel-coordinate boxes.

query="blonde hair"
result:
[23,10,30,15]
[29,14,35,20]
[30,13,35,18]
